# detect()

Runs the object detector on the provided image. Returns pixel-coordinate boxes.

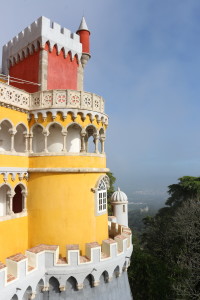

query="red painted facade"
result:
[9,50,40,93]
[47,45,78,90]
[77,30,90,54]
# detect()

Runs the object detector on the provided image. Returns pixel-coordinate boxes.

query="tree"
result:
[141,176,200,299]
[166,176,200,206]
[106,172,116,215]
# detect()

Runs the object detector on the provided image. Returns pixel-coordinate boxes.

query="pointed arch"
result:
[14,123,28,153]
[99,270,109,284]
[94,175,109,216]
[31,123,45,153]
[83,274,94,289]
[66,276,78,292]
[85,124,98,153]
[113,265,120,278]
[35,278,44,295]
[0,119,13,151]
[49,276,60,293]
[22,285,32,300]
[13,182,27,214]
[0,184,11,217]
[66,123,82,153]
[47,122,63,152]
[10,294,18,300]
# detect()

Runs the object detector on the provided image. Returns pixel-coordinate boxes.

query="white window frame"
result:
[97,180,107,213]
[97,189,107,213]
[93,175,109,216]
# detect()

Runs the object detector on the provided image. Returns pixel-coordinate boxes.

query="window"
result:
[97,180,107,213]
[123,205,126,213]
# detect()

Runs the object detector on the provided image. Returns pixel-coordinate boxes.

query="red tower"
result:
[2,16,91,93]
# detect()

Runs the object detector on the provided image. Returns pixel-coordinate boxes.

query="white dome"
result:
[111,188,128,203]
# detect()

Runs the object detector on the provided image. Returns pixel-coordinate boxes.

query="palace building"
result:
[0,16,133,300]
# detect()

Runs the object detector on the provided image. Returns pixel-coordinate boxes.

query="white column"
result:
[7,192,14,215]
[43,130,48,153]
[94,133,99,154]
[100,135,105,154]
[29,133,33,153]
[9,129,16,152]
[22,190,28,212]
[24,133,29,152]
[80,129,86,153]
[62,130,67,152]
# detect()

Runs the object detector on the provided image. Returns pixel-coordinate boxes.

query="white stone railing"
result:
[0,82,105,113]
[30,89,104,113]
[0,81,30,110]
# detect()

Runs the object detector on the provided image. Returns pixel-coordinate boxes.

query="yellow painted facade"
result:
[0,104,109,261]
[28,172,108,256]
[0,216,28,262]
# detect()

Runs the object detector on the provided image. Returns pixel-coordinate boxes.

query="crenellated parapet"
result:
[0,223,132,300]
[2,16,82,74]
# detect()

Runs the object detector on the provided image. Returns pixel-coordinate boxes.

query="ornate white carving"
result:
[0,83,30,110]
[0,82,108,124]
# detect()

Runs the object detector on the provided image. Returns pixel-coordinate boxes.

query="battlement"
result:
[0,223,132,300]
[2,16,82,74]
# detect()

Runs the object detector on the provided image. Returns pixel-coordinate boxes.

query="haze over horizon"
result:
[1,0,200,205]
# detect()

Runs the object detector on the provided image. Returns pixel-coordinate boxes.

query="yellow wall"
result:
[29,155,106,169]
[0,107,109,260]
[0,176,29,262]
[0,216,28,262]
[28,172,108,256]
[0,107,28,127]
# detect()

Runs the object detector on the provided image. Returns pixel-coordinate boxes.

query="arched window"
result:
[14,124,27,153]
[13,185,23,213]
[0,120,12,151]
[32,124,45,153]
[85,125,96,153]
[0,184,10,216]
[97,179,107,213]
[66,124,81,153]
[47,123,63,152]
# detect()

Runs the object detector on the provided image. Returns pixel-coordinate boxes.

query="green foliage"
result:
[106,172,116,215]
[166,176,200,206]
[128,176,200,299]
[128,244,172,300]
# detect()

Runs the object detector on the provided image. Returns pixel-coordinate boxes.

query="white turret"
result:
[111,188,128,227]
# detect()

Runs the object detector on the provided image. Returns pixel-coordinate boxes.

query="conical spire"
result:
[78,16,89,31]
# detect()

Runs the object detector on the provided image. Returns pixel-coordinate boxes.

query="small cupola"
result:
[111,188,128,203]
[111,188,128,227]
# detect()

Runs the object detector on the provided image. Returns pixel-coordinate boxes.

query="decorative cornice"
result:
[28,168,109,173]
[0,167,28,182]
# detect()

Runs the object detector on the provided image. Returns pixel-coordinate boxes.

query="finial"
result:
[78,16,89,31]
[118,187,121,192]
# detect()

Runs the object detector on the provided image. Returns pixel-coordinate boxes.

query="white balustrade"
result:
[0,82,105,113]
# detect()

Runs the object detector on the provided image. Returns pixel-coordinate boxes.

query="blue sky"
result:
[1,0,200,204]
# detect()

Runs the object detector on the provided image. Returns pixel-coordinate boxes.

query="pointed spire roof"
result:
[77,17,89,31]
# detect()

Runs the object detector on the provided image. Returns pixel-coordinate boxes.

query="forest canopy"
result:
[128,176,200,300]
